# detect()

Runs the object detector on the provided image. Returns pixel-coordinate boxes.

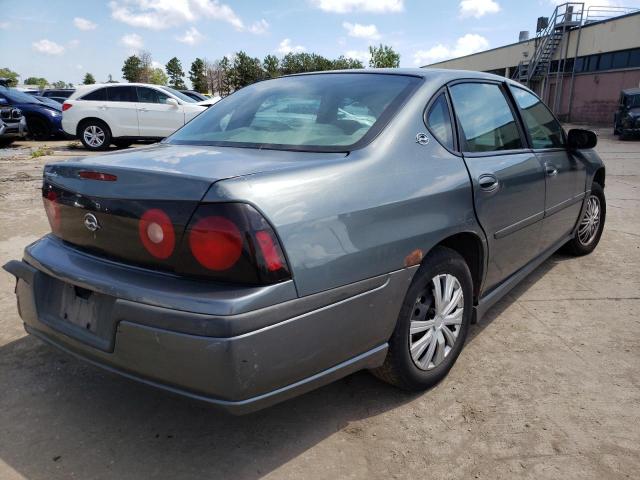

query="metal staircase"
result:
[513,3,584,87]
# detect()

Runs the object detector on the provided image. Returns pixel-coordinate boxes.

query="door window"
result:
[137,87,171,104]
[511,87,564,149]
[425,93,454,150]
[449,82,524,152]
[81,88,107,101]
[106,86,136,102]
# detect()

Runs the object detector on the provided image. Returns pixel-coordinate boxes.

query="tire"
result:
[26,116,51,140]
[78,119,111,151]
[113,140,133,149]
[563,182,605,256]
[371,246,473,391]
[0,138,15,147]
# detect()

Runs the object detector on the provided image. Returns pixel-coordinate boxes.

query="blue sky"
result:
[2,0,638,86]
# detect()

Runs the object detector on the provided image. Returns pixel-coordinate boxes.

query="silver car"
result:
[4,69,605,413]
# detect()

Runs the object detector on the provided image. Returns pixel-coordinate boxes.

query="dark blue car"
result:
[0,86,64,139]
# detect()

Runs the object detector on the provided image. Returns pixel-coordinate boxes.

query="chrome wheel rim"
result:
[409,274,464,371]
[83,125,105,147]
[578,195,601,246]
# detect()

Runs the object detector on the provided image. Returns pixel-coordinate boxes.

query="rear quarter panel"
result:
[206,78,484,297]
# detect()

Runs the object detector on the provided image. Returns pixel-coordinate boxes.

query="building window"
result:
[598,53,613,70]
[628,49,640,68]
[612,51,629,69]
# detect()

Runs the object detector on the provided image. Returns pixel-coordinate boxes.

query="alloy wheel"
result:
[409,274,464,371]
[83,125,106,148]
[578,195,601,246]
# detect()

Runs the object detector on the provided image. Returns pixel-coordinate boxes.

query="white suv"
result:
[62,83,207,150]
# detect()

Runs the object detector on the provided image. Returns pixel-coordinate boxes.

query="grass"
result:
[30,147,53,158]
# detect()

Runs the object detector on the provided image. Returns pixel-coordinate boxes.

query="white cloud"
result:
[176,26,204,45]
[311,0,403,13]
[277,38,305,55]
[413,33,489,65]
[342,22,380,40]
[248,19,269,34]
[120,33,144,50]
[73,17,97,30]
[459,0,500,18]
[109,0,268,32]
[344,50,370,63]
[32,39,65,55]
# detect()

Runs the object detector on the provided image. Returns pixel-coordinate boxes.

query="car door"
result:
[135,87,183,138]
[449,81,546,291]
[510,86,587,251]
[104,86,139,136]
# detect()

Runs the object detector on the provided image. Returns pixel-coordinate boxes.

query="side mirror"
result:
[166,98,179,107]
[0,98,8,106]
[567,128,597,150]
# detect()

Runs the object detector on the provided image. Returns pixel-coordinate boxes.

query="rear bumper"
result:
[4,237,414,414]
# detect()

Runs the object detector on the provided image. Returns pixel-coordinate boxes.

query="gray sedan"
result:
[4,69,605,413]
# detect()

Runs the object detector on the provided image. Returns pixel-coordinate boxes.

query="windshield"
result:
[625,94,640,109]
[167,73,421,152]
[0,86,38,104]
[160,86,197,103]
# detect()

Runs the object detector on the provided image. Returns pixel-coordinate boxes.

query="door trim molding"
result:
[494,211,544,239]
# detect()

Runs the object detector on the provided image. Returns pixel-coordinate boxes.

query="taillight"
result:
[138,209,175,259]
[182,203,290,284]
[79,171,117,181]
[62,102,72,112]
[43,189,61,233]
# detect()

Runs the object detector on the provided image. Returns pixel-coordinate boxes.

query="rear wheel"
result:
[27,116,51,140]
[564,182,605,256]
[372,247,473,391]
[79,120,111,151]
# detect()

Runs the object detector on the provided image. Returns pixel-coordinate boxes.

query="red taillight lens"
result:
[62,102,72,112]
[189,216,243,271]
[79,171,117,181]
[43,190,61,233]
[138,209,175,259]
[183,203,290,284]
[255,230,284,271]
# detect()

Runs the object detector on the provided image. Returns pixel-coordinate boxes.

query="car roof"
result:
[289,67,513,82]
[622,87,640,95]
[68,82,175,100]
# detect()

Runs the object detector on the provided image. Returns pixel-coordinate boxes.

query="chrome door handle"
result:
[478,174,499,192]
[98,104,108,110]
[545,164,558,176]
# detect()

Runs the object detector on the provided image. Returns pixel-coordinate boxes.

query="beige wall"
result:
[424,12,640,71]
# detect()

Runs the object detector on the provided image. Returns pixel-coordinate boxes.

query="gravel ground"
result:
[0,132,638,480]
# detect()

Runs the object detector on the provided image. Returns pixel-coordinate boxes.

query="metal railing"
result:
[585,5,639,23]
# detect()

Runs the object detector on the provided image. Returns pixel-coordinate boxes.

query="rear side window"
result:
[449,82,523,152]
[82,88,107,101]
[107,86,136,102]
[511,87,564,149]
[426,93,454,150]
[137,87,170,104]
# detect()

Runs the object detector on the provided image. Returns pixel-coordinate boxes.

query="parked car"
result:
[62,83,207,150]
[613,87,640,139]
[0,106,27,145]
[41,89,74,100]
[0,86,63,139]
[3,69,605,414]
[178,89,209,102]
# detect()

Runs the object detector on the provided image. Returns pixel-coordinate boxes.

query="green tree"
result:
[263,54,280,78]
[122,55,143,82]
[332,56,364,70]
[229,51,263,90]
[52,80,67,88]
[83,73,96,85]
[149,68,168,85]
[24,77,48,88]
[218,56,231,97]
[280,52,333,75]
[0,68,20,86]
[165,57,186,89]
[369,44,400,68]
[189,58,207,93]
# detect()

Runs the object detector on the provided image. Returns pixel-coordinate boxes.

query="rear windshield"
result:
[166,73,421,152]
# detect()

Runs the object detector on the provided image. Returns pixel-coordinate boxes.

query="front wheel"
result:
[372,247,473,391]
[564,182,605,256]
[27,116,51,140]
[79,120,111,151]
